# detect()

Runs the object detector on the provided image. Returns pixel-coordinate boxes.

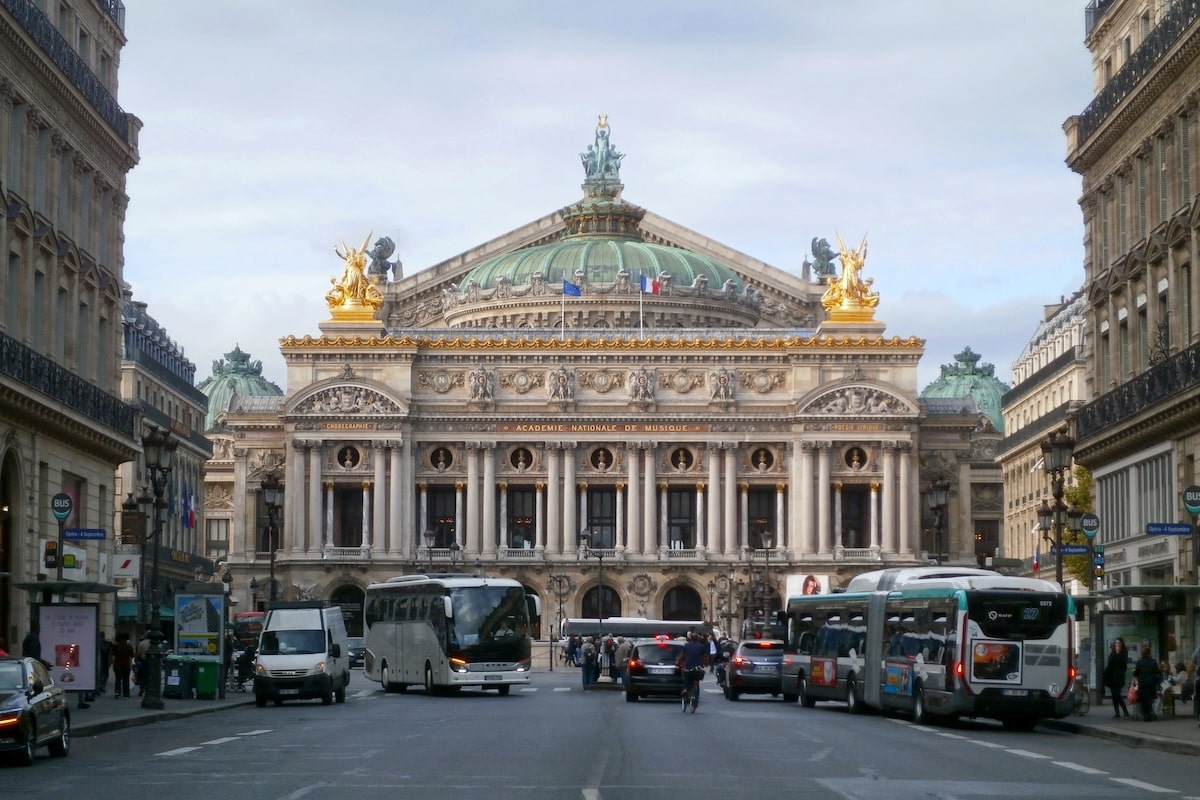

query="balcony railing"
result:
[1075,339,1200,441]
[2,0,129,139]
[1076,0,1200,145]
[0,329,136,437]
[1085,0,1119,36]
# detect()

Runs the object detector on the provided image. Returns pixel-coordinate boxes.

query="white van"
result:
[253,601,351,706]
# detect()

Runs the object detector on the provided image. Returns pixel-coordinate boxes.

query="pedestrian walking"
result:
[97,630,112,694]
[1104,637,1131,718]
[1133,644,1160,721]
[110,631,135,699]
[614,637,631,690]
[580,637,597,688]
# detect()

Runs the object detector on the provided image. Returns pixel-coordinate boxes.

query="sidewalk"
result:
[68,670,1200,757]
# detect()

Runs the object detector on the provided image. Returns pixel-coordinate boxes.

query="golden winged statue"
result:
[821,234,879,314]
[326,233,384,312]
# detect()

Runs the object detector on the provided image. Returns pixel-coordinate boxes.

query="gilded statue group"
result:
[820,234,879,312]
[326,234,385,311]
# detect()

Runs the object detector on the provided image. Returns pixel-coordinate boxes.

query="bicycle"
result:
[681,667,703,713]
[1072,680,1090,716]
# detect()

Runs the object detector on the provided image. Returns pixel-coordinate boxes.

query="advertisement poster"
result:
[884,660,914,696]
[174,593,224,658]
[38,604,97,692]
[811,656,838,687]
[971,640,1022,683]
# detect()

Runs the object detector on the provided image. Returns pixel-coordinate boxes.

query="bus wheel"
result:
[497,685,511,696]
[800,676,817,708]
[424,664,435,696]
[845,676,860,714]
[912,684,927,724]
[381,664,395,693]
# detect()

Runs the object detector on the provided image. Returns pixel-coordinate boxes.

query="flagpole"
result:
[639,275,644,340]
[561,283,566,341]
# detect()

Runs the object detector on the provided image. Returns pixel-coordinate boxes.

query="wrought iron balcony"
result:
[3,0,129,139]
[1076,0,1200,145]
[1075,339,1200,441]
[0,328,136,437]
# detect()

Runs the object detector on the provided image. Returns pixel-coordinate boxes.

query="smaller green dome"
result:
[198,346,283,433]
[920,347,1010,433]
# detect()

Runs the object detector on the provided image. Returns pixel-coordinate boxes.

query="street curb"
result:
[1040,718,1200,756]
[72,698,258,738]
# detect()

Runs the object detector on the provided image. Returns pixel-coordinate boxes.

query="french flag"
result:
[1032,542,1040,574]
[640,274,661,295]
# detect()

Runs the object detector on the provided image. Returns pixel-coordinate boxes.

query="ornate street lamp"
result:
[1041,429,1076,588]
[579,530,606,636]
[760,531,775,617]
[926,479,950,564]
[137,425,177,711]
[248,576,259,612]
[261,472,284,603]
[423,529,435,572]
[121,491,145,638]
[547,574,571,673]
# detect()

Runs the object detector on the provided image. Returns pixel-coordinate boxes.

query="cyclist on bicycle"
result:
[677,629,709,705]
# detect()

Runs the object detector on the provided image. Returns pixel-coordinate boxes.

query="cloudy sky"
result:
[117,1,1094,393]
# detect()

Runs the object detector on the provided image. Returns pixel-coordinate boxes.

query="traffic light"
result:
[1093,546,1105,580]
[43,541,58,569]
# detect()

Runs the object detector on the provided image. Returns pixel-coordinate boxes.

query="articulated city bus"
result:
[779,567,1075,730]
[560,617,713,641]
[364,574,540,695]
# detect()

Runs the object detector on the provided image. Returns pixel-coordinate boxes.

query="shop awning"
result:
[1098,585,1200,599]
[14,580,121,597]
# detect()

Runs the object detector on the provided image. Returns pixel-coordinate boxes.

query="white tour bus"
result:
[779,566,1076,730]
[363,573,540,695]
[559,617,713,641]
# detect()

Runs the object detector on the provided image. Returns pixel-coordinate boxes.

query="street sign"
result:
[1146,522,1192,536]
[1080,512,1100,539]
[1052,544,1090,555]
[1185,485,1200,516]
[63,527,106,541]
[51,492,72,521]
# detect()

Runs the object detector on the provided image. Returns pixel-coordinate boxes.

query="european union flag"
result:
[562,279,581,296]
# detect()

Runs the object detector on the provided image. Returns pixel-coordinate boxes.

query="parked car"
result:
[721,639,785,701]
[625,637,687,702]
[0,656,71,765]
[346,636,365,668]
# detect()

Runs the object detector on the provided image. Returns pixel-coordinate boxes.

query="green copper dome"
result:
[919,347,1010,433]
[197,345,283,433]
[462,118,742,294]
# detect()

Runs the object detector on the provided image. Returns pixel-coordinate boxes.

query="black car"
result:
[720,639,785,701]
[346,637,365,668]
[625,638,687,702]
[0,656,70,765]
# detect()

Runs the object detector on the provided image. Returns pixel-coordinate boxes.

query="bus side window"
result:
[799,631,815,655]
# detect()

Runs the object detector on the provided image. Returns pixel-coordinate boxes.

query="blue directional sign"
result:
[63,527,106,540]
[1146,523,1192,536]
[1052,544,1090,555]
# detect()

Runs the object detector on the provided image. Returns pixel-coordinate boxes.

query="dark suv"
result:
[720,639,785,700]
[624,638,687,702]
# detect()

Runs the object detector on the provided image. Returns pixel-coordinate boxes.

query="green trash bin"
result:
[162,657,193,699]
[192,659,219,700]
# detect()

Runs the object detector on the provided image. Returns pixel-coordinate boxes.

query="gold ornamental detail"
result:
[820,234,880,322]
[325,234,384,318]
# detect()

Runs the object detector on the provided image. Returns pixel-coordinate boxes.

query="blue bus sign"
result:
[1146,523,1192,536]
[1052,544,1090,555]
[63,528,106,540]
[1185,485,1200,517]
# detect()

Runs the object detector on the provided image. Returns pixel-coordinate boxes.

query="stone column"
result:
[493,484,505,555]
[546,445,560,554]
[723,446,737,555]
[466,445,480,554]
[901,442,916,556]
[882,442,897,554]
[798,442,815,555]
[482,444,496,554]
[361,481,372,550]
[372,442,386,552]
[454,482,465,548]
[696,483,706,552]
[627,445,641,555]
[658,483,668,549]
[776,483,787,551]
[389,442,403,556]
[707,444,721,555]
[308,445,322,555]
[564,443,578,543]
[817,444,831,554]
[535,482,546,551]
[324,482,334,550]
[287,438,304,554]
[833,482,843,549]
[616,482,626,550]
[870,482,880,549]
[642,446,656,554]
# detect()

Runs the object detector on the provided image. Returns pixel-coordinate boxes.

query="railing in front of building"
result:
[1075,339,1200,441]
[0,328,136,437]
[2,0,129,139]
[1085,0,1119,37]
[1076,0,1200,145]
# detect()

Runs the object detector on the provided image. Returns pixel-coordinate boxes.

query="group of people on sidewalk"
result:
[1102,636,1199,723]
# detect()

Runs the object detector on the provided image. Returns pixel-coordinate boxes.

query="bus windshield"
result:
[449,585,529,647]
[965,591,1068,640]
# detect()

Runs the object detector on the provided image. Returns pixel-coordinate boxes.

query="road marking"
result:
[238,730,271,736]
[1052,761,1107,775]
[199,736,240,745]
[553,686,573,691]
[1004,749,1052,759]
[156,746,201,756]
[1110,777,1177,793]
[968,740,1007,748]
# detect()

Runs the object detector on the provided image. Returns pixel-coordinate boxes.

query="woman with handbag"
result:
[1104,637,1131,718]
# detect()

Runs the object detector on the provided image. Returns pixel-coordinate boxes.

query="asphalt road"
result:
[6,669,1200,799]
